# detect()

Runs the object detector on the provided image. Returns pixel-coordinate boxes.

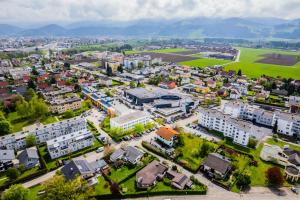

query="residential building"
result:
[198,107,272,146]
[47,129,94,159]
[0,150,18,172]
[110,111,150,130]
[48,95,82,114]
[274,112,300,136]
[136,160,168,188]
[110,146,144,165]
[17,147,40,169]
[201,153,232,179]
[61,159,95,181]
[0,116,87,151]
[124,54,151,69]
[165,170,193,190]
[155,127,178,147]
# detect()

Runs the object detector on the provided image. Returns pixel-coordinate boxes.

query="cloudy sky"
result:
[0,0,300,25]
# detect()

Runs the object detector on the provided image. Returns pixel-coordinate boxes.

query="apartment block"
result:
[47,129,94,159]
[0,117,87,151]
[48,95,82,114]
[198,107,271,146]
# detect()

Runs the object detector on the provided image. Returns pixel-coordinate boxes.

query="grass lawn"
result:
[265,137,300,151]
[175,133,218,172]
[95,175,111,195]
[224,47,300,78]
[108,155,154,183]
[179,58,232,68]
[0,175,8,187]
[28,184,43,200]
[7,112,59,132]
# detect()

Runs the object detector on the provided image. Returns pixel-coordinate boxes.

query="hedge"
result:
[93,189,207,199]
[141,141,169,159]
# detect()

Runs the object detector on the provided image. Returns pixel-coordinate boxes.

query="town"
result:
[0,37,299,200]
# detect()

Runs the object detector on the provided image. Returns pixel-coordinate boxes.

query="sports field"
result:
[224,47,300,78]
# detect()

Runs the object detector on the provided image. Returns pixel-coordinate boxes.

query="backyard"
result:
[175,133,219,172]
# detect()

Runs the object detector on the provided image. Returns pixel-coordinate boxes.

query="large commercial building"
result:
[110,110,150,130]
[0,117,87,151]
[47,129,94,159]
[198,107,271,146]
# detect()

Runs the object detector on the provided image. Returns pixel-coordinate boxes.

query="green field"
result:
[224,47,300,78]
[179,58,232,68]
[125,48,188,55]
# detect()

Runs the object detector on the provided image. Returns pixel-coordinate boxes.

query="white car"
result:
[96,147,104,153]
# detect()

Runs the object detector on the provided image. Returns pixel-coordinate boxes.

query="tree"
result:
[64,62,71,70]
[236,173,251,190]
[25,134,36,147]
[266,167,284,187]
[138,62,144,69]
[27,79,36,90]
[247,137,258,149]
[74,84,81,92]
[199,141,211,157]
[117,64,123,73]
[129,81,136,88]
[24,88,36,101]
[6,168,20,180]
[237,69,242,76]
[31,66,39,76]
[39,175,92,200]
[16,100,30,118]
[0,120,11,135]
[273,120,278,134]
[1,184,29,200]
[63,110,75,119]
[134,123,145,134]
[106,66,113,76]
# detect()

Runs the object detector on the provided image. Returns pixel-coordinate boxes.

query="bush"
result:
[247,138,258,149]
[266,167,284,187]
[6,168,20,180]
[163,178,171,186]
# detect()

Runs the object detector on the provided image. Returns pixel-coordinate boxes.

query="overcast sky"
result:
[0,0,300,25]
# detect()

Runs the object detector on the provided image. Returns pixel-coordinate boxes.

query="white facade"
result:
[222,100,300,135]
[47,129,94,159]
[110,111,150,130]
[198,108,271,146]
[0,117,87,151]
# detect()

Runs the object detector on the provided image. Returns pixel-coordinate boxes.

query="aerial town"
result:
[0,1,300,200]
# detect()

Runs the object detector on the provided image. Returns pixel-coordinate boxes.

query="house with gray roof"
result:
[0,150,18,172]
[110,146,144,165]
[61,159,95,181]
[201,153,232,179]
[17,147,39,169]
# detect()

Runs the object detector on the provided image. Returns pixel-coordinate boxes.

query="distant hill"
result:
[1,17,300,39]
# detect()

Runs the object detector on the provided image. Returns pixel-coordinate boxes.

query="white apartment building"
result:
[110,111,150,130]
[274,112,300,136]
[124,55,151,69]
[47,129,94,159]
[0,117,87,151]
[198,108,271,146]
[222,100,300,136]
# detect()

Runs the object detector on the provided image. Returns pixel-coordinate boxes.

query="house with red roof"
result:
[0,81,8,88]
[155,127,178,147]
[159,82,177,89]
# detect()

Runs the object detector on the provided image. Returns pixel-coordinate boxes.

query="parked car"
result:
[291,186,299,194]
[96,147,104,153]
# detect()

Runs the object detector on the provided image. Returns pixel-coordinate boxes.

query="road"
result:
[21,108,299,200]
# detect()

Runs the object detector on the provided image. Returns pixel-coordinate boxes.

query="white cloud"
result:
[0,0,299,24]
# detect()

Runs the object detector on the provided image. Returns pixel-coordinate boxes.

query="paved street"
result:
[21,108,299,200]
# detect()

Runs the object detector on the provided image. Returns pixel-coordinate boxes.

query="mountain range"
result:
[1,17,300,39]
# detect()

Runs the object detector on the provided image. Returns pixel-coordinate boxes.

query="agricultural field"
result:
[179,58,232,68]
[224,47,300,79]
[139,52,198,63]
